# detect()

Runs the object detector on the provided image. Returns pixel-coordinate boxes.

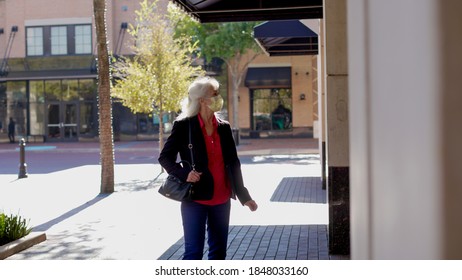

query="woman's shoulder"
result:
[215,115,230,127]
[174,116,195,124]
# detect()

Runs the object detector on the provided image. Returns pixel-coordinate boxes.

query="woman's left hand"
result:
[244,200,258,212]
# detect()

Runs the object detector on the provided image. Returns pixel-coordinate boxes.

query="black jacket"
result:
[158,116,252,205]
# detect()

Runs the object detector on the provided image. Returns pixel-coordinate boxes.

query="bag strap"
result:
[188,118,195,171]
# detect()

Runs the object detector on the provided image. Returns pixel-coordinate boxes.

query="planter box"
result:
[0,232,47,260]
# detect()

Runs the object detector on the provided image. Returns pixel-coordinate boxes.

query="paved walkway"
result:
[159,177,330,260]
[0,138,349,260]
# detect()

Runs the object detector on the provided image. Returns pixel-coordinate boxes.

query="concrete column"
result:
[318,20,327,190]
[348,0,462,259]
[323,0,350,255]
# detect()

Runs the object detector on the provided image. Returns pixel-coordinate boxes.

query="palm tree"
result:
[93,0,115,193]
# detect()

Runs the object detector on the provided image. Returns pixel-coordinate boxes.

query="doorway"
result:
[46,102,78,141]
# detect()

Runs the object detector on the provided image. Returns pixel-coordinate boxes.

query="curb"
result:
[0,232,47,260]
[237,148,319,156]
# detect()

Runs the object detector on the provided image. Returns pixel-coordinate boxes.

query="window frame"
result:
[50,25,68,55]
[250,88,293,132]
[26,27,44,56]
[74,24,93,55]
[26,24,92,57]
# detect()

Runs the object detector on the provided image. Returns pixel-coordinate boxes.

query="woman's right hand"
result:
[186,170,202,183]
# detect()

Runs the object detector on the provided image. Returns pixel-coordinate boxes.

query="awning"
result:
[244,67,291,88]
[254,20,318,56]
[0,69,97,82]
[171,0,323,22]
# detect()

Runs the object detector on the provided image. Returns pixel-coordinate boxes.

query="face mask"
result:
[207,95,224,112]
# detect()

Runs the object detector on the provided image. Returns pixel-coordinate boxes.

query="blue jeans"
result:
[181,200,231,260]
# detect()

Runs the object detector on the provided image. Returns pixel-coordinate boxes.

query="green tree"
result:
[112,0,204,153]
[173,15,262,137]
[93,0,115,193]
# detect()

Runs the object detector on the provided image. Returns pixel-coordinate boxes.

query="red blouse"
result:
[195,114,231,205]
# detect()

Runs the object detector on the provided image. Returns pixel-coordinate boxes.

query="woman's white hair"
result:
[176,76,220,120]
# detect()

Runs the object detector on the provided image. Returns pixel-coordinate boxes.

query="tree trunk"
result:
[229,60,244,145]
[229,61,239,129]
[94,0,115,193]
[228,53,259,144]
[231,76,240,143]
[158,101,164,173]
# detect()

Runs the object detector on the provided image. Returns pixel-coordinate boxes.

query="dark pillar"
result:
[328,166,349,254]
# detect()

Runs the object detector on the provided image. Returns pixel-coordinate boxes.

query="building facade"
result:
[0,0,317,142]
[235,53,317,138]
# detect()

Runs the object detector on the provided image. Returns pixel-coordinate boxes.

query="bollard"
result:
[18,138,28,179]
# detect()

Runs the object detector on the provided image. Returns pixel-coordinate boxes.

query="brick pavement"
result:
[160,225,329,260]
[158,176,344,260]
[271,177,326,204]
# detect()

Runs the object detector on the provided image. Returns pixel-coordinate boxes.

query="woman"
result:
[158,76,258,260]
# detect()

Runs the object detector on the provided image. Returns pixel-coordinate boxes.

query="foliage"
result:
[0,213,33,246]
[171,12,260,67]
[112,0,204,115]
[171,11,262,128]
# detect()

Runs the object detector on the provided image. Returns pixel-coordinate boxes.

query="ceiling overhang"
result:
[171,0,323,22]
[254,20,318,56]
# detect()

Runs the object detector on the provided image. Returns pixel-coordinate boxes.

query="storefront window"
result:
[78,79,96,101]
[80,102,96,137]
[252,88,292,131]
[45,80,61,101]
[62,80,79,101]
[30,81,45,103]
[8,81,27,103]
[151,112,175,134]
[29,102,45,135]
[6,81,27,138]
[0,83,6,136]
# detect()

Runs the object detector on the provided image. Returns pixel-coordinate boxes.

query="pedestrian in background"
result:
[8,117,15,143]
[158,76,258,260]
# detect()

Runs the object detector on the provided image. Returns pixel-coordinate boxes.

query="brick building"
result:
[0,0,318,142]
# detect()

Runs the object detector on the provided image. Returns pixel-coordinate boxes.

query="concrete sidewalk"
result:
[0,138,344,260]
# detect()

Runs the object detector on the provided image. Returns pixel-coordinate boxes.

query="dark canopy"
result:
[254,20,318,56]
[171,0,323,22]
[245,67,292,88]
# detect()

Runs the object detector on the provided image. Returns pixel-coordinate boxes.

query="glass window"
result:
[26,27,44,56]
[252,88,292,131]
[151,112,175,134]
[0,83,6,134]
[45,80,61,101]
[51,26,68,55]
[7,81,27,103]
[62,80,79,101]
[6,82,27,137]
[29,102,45,135]
[80,102,95,136]
[78,79,96,100]
[75,25,92,54]
[30,81,45,103]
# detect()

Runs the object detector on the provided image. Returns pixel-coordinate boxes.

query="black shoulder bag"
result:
[158,119,195,202]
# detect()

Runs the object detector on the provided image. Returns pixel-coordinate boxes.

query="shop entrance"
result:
[46,102,79,141]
